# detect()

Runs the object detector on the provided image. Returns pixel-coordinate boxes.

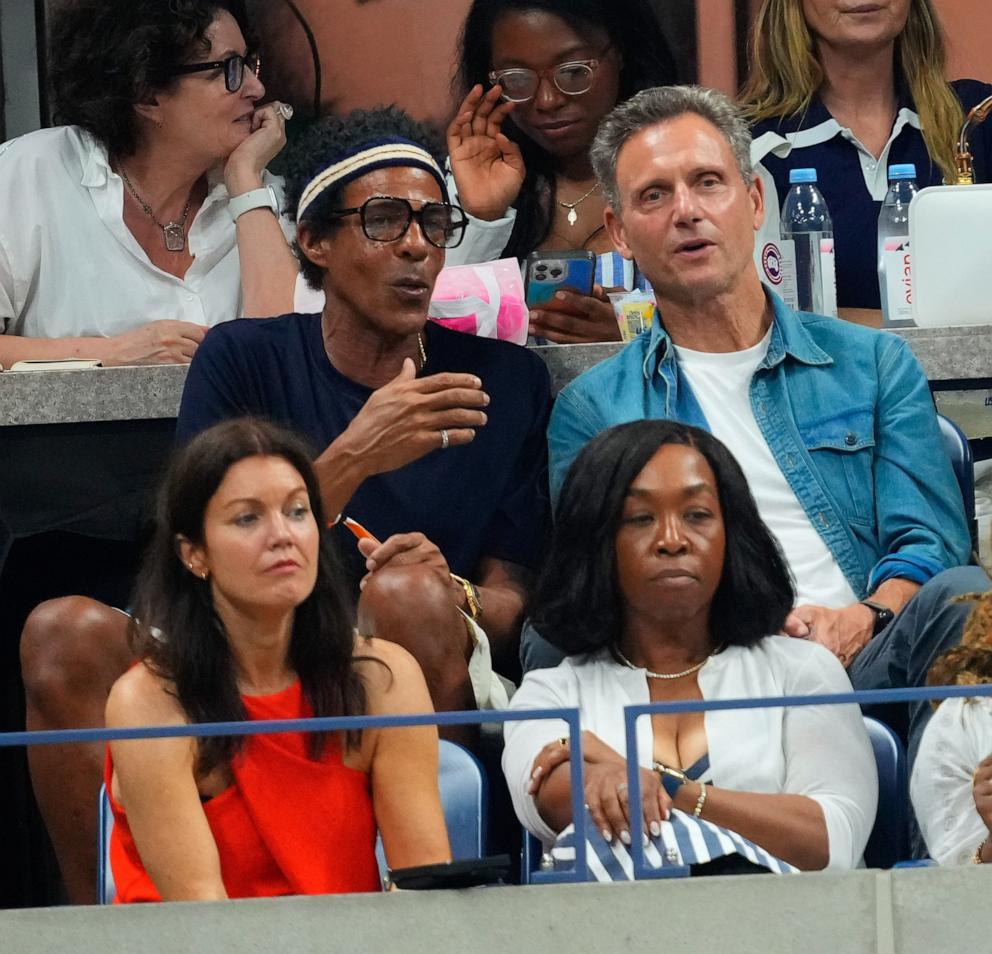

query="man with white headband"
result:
[178,107,551,726]
[21,108,551,892]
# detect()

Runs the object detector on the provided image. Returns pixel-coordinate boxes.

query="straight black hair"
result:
[128,417,367,775]
[531,420,794,655]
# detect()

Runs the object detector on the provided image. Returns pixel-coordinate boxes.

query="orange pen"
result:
[341,516,377,542]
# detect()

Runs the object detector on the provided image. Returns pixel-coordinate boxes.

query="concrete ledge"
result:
[2,867,991,954]
[1,325,990,428]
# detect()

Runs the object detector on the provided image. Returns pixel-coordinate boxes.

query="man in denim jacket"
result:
[537,85,986,772]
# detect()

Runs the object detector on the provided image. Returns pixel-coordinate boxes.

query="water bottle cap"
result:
[789,168,818,184]
[888,163,917,180]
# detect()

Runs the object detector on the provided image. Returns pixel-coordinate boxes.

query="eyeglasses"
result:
[171,52,261,94]
[326,196,468,249]
[488,57,603,103]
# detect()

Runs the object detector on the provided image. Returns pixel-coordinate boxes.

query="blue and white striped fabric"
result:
[550,804,799,879]
[595,251,653,294]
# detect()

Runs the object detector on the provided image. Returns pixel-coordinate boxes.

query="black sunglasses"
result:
[171,52,261,94]
[326,196,468,249]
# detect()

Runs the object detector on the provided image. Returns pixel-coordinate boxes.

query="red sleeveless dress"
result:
[105,681,381,901]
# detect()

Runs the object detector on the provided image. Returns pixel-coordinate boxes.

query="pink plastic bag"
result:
[428,258,528,345]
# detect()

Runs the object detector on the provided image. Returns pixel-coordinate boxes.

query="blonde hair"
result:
[739,0,964,184]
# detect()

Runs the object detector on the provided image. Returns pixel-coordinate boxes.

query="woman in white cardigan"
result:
[503,421,877,874]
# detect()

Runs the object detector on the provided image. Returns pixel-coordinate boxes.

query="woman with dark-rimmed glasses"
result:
[0,0,296,369]
[444,0,678,344]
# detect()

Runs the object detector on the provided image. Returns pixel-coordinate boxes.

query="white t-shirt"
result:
[674,333,857,609]
[502,639,877,869]
[0,126,299,338]
[911,696,992,865]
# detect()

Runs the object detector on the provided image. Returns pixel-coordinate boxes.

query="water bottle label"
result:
[882,237,912,322]
[758,239,798,309]
[819,238,838,318]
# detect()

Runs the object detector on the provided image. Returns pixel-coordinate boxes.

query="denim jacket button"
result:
[845,433,857,446]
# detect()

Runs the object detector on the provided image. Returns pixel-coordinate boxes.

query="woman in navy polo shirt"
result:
[741,0,992,318]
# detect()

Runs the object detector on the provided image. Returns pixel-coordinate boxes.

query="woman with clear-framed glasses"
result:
[0,0,296,371]
[446,0,678,344]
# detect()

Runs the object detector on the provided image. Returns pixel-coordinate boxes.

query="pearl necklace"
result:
[614,648,709,680]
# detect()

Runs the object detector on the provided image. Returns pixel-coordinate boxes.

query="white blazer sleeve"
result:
[910,697,992,865]
[501,665,577,844]
[782,644,878,869]
[442,172,516,267]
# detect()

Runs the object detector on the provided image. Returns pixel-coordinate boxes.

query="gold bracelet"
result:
[693,781,708,817]
[973,836,989,864]
[450,573,482,621]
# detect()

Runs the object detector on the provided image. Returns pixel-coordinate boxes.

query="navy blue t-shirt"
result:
[753,79,992,309]
[177,315,552,592]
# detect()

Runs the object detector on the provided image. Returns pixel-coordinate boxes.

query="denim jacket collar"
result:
[641,288,834,381]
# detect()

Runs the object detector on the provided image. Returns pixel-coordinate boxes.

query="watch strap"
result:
[228,186,278,222]
[859,599,894,636]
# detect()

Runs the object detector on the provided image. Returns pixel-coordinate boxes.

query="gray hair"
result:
[590,85,754,212]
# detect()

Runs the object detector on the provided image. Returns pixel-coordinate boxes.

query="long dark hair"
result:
[455,0,677,258]
[531,421,794,655]
[128,418,366,775]
[49,0,254,159]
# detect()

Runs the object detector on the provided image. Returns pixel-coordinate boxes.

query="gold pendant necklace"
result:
[119,166,193,252]
[557,182,600,226]
[417,332,427,368]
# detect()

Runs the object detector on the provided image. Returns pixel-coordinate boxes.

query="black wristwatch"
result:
[859,599,895,636]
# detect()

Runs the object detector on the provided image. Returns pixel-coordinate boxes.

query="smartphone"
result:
[524,250,596,307]
[387,854,511,890]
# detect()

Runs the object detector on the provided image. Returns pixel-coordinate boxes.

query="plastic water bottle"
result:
[780,169,837,316]
[877,163,918,327]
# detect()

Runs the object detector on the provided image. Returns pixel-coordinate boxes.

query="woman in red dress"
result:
[105,418,450,901]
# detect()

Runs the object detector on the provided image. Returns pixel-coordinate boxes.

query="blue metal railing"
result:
[5,682,992,886]
[621,682,992,880]
[0,706,590,886]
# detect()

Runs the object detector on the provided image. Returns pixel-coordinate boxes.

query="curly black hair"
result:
[49,0,253,159]
[530,420,795,656]
[280,105,446,291]
[455,0,678,259]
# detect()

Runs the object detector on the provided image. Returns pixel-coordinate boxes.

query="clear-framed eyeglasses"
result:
[326,196,468,249]
[488,57,603,103]
[171,52,261,94]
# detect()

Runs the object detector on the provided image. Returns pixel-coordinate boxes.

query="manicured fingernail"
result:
[662,806,670,820]
[531,766,542,779]
[650,821,661,837]
[601,829,612,843]
[529,310,539,320]
[359,578,367,591]
[642,833,649,847]
[555,291,565,300]
[620,829,631,846]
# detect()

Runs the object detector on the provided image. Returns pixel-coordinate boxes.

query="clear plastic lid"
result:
[888,163,917,180]
[788,168,818,184]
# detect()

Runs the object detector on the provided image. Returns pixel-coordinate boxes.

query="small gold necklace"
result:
[615,647,709,680]
[118,165,194,252]
[417,331,427,368]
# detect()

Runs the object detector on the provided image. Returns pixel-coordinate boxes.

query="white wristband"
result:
[228,185,279,222]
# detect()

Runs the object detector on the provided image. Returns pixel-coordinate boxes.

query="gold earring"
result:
[201,570,209,580]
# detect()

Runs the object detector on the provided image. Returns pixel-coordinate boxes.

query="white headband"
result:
[296,140,446,221]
